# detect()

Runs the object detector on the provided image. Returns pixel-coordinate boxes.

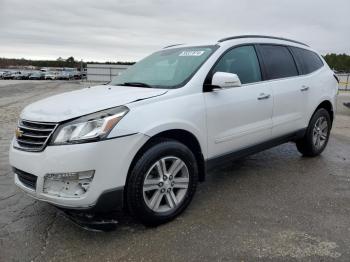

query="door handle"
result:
[300,85,310,92]
[257,93,271,100]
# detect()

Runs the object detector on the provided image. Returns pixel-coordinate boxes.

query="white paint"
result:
[21,85,167,122]
[10,36,338,209]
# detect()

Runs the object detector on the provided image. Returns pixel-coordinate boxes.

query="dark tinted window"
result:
[290,47,323,74]
[259,45,298,80]
[212,45,261,84]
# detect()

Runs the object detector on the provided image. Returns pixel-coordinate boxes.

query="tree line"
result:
[0,56,135,69]
[323,54,350,73]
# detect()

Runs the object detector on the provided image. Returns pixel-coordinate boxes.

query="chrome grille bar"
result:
[21,133,48,139]
[14,119,58,152]
[16,139,47,145]
[18,125,54,132]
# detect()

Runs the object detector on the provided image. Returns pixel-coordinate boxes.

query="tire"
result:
[126,139,198,226]
[296,108,331,157]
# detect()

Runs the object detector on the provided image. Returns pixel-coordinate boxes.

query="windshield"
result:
[110,45,217,89]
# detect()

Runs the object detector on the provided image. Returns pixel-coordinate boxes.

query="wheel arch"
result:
[127,129,206,186]
[314,100,334,125]
[123,129,206,211]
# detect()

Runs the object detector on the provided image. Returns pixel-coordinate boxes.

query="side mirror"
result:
[211,72,241,90]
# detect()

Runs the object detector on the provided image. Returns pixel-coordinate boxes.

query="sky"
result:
[0,0,349,62]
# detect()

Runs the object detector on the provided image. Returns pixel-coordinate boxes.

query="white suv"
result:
[10,35,338,225]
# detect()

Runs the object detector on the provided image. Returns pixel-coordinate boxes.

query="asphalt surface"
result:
[0,80,350,262]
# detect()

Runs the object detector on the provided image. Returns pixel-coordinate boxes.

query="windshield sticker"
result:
[179,51,205,56]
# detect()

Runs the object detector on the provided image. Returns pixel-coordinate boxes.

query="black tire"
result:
[126,139,198,226]
[296,108,331,157]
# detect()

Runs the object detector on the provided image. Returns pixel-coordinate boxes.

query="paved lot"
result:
[0,80,350,261]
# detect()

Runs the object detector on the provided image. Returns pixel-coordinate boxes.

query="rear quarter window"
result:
[258,45,298,80]
[290,47,324,75]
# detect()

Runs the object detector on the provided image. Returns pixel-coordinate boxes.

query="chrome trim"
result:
[16,139,46,145]
[21,133,48,139]
[14,119,58,152]
[18,125,54,132]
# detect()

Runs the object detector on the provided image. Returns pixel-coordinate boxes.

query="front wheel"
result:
[126,139,198,226]
[296,108,331,157]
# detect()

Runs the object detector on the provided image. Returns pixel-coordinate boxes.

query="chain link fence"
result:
[86,64,131,82]
[337,73,350,91]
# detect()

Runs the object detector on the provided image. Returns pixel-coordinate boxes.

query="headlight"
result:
[51,106,129,145]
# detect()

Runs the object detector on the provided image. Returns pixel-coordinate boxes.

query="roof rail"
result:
[163,43,184,49]
[217,35,309,47]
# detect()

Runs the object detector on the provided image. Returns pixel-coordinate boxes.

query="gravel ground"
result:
[0,81,350,262]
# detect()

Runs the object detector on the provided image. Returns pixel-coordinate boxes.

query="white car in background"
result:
[10,35,338,226]
[57,71,73,80]
[0,71,7,79]
[44,72,57,80]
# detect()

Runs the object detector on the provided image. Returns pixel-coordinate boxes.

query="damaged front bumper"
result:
[9,133,149,211]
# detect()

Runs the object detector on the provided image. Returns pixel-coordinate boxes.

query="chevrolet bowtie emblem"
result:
[15,128,23,138]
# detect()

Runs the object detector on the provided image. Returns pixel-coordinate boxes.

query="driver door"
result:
[204,45,273,159]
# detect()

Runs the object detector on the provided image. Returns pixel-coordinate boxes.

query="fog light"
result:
[43,170,94,198]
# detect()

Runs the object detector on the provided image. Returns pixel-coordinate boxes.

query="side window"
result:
[212,46,262,84]
[258,45,298,80]
[290,47,324,74]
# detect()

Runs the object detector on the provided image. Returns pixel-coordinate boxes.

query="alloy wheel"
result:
[143,156,189,213]
[312,116,328,150]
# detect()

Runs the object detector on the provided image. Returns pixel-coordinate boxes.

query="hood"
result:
[21,85,168,122]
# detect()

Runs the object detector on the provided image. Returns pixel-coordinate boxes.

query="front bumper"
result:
[9,133,149,210]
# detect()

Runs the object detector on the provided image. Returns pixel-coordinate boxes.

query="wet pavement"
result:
[0,81,350,261]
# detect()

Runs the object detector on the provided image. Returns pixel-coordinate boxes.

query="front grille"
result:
[14,119,58,152]
[14,168,37,190]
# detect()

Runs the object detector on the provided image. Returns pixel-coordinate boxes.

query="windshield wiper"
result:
[120,82,154,88]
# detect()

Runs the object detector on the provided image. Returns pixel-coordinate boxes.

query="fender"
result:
[142,121,208,159]
[306,97,334,126]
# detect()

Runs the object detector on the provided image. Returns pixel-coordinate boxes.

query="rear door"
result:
[204,45,273,159]
[256,44,305,138]
[290,47,326,127]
